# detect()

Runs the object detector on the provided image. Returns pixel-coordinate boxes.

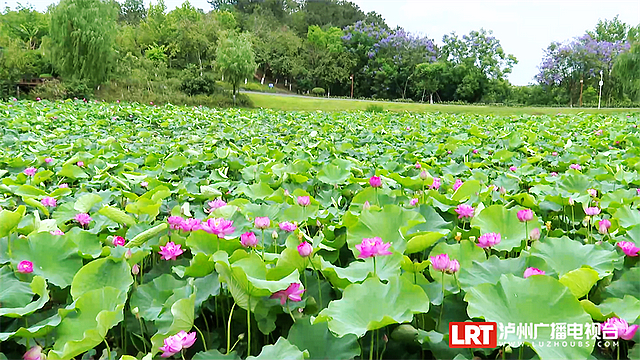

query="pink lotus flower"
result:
[297,196,310,207]
[509,166,517,172]
[447,150,452,154]
[446,259,460,274]
[587,189,597,197]
[254,217,270,229]
[59,183,69,188]
[568,197,575,206]
[241,232,259,248]
[472,149,478,154]
[430,253,450,272]
[159,330,197,358]
[600,317,638,340]
[208,199,227,211]
[201,218,235,237]
[552,152,558,156]
[167,216,185,230]
[585,207,601,216]
[616,241,640,257]
[595,129,603,136]
[569,163,581,170]
[23,167,37,176]
[112,236,126,246]
[77,161,85,167]
[598,219,611,234]
[23,346,44,360]
[270,283,305,305]
[419,170,429,180]
[517,209,534,222]
[75,213,92,226]
[41,197,57,207]
[409,198,419,206]
[637,188,640,195]
[17,260,33,274]
[455,204,474,219]
[44,157,53,164]
[523,267,545,278]
[453,179,463,191]
[415,162,421,169]
[50,229,64,235]
[550,172,558,176]
[356,237,392,259]
[297,241,313,257]
[140,181,148,188]
[530,228,541,241]
[159,242,184,260]
[132,263,140,275]
[430,178,441,190]
[279,222,297,232]
[369,176,382,188]
[179,218,202,232]
[363,201,371,210]
[477,233,501,248]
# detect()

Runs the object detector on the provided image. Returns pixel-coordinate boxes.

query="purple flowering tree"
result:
[536,33,630,106]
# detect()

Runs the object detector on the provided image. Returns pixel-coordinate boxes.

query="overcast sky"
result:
[3,0,639,85]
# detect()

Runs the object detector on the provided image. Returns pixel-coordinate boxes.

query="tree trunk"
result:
[421,89,425,102]
[199,53,203,76]
[430,93,433,104]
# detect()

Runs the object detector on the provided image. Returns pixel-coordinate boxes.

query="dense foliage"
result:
[0,1,639,106]
[0,100,639,360]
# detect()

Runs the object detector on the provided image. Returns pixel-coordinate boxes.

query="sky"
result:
[3,0,639,85]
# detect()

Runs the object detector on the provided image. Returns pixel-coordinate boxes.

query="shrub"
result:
[180,65,217,96]
[365,104,384,112]
[311,87,326,96]
[31,79,67,100]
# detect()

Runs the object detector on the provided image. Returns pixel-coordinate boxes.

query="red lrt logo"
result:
[449,322,497,348]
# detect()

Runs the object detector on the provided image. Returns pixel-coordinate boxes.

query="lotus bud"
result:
[125,249,132,259]
[568,197,574,206]
[505,346,512,354]
[316,219,321,227]
[419,170,429,180]
[529,228,541,241]
[238,333,245,340]
[455,232,462,241]
[468,236,476,242]
[499,186,506,195]
[363,201,371,210]
[545,221,552,231]
[132,307,139,316]
[271,230,278,239]
[132,264,140,275]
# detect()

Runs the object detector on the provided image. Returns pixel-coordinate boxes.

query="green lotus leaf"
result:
[10,232,83,288]
[558,267,600,298]
[216,253,300,311]
[465,274,593,360]
[317,164,351,185]
[458,255,527,290]
[247,337,308,360]
[47,287,126,360]
[347,205,425,254]
[603,267,640,299]
[406,205,451,236]
[275,248,308,275]
[614,206,640,229]
[74,193,103,213]
[451,180,481,202]
[471,204,540,251]
[182,252,215,277]
[0,205,26,238]
[405,232,446,254]
[150,294,196,357]
[597,295,640,323]
[125,198,162,220]
[14,185,47,197]
[32,170,53,185]
[0,272,49,317]
[186,230,243,256]
[164,154,188,172]
[24,198,49,217]
[57,164,88,179]
[287,318,360,360]
[130,274,186,321]
[236,182,274,200]
[314,276,429,337]
[580,299,606,321]
[98,206,136,226]
[350,187,397,207]
[318,252,402,289]
[0,309,62,341]
[193,350,240,359]
[428,240,486,293]
[71,258,133,300]
[283,204,319,222]
[527,237,622,278]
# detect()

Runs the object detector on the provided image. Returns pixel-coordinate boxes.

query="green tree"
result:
[588,15,629,42]
[413,62,447,103]
[613,42,640,102]
[49,0,118,87]
[119,0,146,25]
[215,31,257,103]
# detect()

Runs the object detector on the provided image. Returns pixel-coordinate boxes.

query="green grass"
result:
[246,92,640,115]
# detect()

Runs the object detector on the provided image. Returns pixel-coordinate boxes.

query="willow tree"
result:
[49,0,117,87]
[215,31,256,104]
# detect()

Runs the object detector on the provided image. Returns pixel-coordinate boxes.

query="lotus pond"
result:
[0,100,639,360]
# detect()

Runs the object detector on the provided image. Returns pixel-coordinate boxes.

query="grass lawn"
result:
[246,92,640,115]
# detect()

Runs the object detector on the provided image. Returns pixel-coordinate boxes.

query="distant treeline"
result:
[0,0,639,107]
